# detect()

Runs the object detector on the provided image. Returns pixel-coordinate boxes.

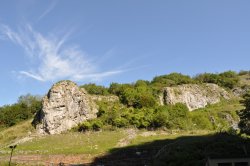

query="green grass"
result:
[195,98,243,113]
[0,99,243,153]
[188,99,243,130]
[12,130,125,155]
[0,120,34,148]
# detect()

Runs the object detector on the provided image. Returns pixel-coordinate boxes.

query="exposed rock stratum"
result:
[160,83,231,111]
[33,81,98,134]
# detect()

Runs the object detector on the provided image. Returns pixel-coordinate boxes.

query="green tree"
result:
[80,83,110,95]
[0,103,32,127]
[238,92,250,135]
[195,71,239,89]
[0,94,42,127]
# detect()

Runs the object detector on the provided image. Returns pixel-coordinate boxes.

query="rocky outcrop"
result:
[33,80,98,135]
[161,83,231,111]
[232,86,250,97]
[90,95,119,102]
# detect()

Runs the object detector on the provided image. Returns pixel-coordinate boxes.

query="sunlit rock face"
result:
[160,83,231,111]
[33,80,97,134]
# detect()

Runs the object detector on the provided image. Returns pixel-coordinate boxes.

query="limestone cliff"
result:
[160,83,231,111]
[89,95,119,102]
[33,80,98,134]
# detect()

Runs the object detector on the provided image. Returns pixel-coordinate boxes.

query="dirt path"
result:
[0,154,95,165]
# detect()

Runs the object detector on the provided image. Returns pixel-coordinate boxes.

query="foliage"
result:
[77,119,103,132]
[18,94,42,114]
[0,94,42,127]
[109,81,157,108]
[80,83,110,95]
[0,103,32,127]
[238,92,250,135]
[74,98,241,132]
[151,73,195,90]
[79,102,184,130]
[195,71,239,89]
[238,70,250,76]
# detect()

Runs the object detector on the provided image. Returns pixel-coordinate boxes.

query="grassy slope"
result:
[0,99,243,153]
[0,120,34,148]
[15,131,125,155]
[0,98,245,165]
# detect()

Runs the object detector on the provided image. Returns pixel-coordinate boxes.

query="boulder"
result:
[160,83,231,111]
[33,80,98,134]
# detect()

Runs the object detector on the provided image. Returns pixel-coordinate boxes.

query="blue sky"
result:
[0,0,250,106]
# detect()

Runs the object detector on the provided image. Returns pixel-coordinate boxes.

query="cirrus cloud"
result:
[0,24,123,82]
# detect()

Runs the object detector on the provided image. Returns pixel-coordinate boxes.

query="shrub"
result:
[195,71,239,89]
[80,83,110,95]
[152,107,169,128]
[151,73,195,89]
[91,119,103,131]
[109,82,157,108]
[0,103,33,127]
[77,121,92,132]
[190,112,213,130]
[113,117,129,128]
[239,70,250,75]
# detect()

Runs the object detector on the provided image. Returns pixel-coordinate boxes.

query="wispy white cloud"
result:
[38,0,58,20]
[0,24,123,82]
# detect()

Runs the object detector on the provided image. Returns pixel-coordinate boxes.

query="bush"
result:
[190,112,213,130]
[0,94,42,127]
[113,117,129,128]
[78,121,92,132]
[0,103,33,127]
[80,83,110,95]
[195,71,239,89]
[152,107,169,128]
[91,119,103,131]
[239,70,250,76]
[166,103,190,129]
[151,73,195,89]
[109,82,157,108]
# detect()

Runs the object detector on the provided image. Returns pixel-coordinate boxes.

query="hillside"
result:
[0,98,245,165]
[0,70,250,165]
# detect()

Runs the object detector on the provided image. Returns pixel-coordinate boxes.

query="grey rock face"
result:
[90,95,119,102]
[161,83,231,111]
[232,86,250,97]
[34,81,98,134]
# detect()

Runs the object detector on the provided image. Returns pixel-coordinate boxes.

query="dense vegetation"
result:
[195,71,240,89]
[74,70,246,132]
[80,71,242,112]
[0,70,247,131]
[238,92,250,134]
[0,70,249,165]
[82,70,241,94]
[74,99,240,132]
[0,94,42,128]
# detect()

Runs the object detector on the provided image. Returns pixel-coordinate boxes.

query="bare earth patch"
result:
[0,154,95,165]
